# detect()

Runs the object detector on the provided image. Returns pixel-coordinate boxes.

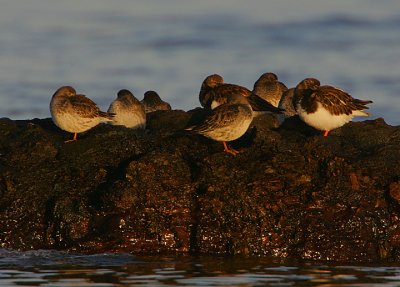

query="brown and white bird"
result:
[50,86,114,142]
[186,93,256,156]
[199,74,251,109]
[252,72,288,107]
[198,73,282,113]
[293,78,373,136]
[108,89,146,129]
[141,90,171,113]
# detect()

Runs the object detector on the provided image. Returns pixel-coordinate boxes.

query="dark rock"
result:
[146,109,190,133]
[0,112,400,263]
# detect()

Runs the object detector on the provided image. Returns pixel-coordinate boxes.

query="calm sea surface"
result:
[1,1,400,285]
[0,0,399,124]
[2,249,400,287]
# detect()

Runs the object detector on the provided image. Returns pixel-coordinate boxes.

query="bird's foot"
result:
[223,142,240,156]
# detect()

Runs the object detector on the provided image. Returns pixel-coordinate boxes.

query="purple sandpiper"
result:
[108,89,146,129]
[50,86,114,142]
[252,72,288,107]
[141,90,171,113]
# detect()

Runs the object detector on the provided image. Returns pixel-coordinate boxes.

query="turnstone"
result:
[141,90,171,113]
[277,88,296,123]
[185,93,255,156]
[293,78,373,136]
[107,89,146,129]
[198,73,282,113]
[199,74,251,109]
[252,72,288,107]
[50,86,114,142]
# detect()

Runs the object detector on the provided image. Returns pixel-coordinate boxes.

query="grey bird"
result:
[277,88,296,124]
[50,86,114,142]
[141,90,171,113]
[108,89,146,129]
[252,72,288,107]
[186,93,257,156]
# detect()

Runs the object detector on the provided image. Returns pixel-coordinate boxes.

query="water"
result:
[2,249,400,286]
[1,1,400,285]
[0,0,399,124]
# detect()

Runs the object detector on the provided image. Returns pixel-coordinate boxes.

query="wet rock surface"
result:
[1,111,400,262]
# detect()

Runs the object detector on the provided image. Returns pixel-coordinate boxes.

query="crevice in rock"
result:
[189,187,204,255]
[182,154,205,182]
[43,195,56,247]
[87,154,143,210]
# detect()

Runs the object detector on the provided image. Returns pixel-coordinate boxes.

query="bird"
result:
[199,74,251,109]
[185,93,256,156]
[277,88,296,124]
[107,89,146,129]
[141,90,171,113]
[293,78,373,136]
[252,72,288,107]
[198,73,283,114]
[50,86,114,142]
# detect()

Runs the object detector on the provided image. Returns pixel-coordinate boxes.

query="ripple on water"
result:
[1,250,400,286]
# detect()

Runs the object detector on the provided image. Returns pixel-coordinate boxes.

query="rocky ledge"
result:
[1,110,400,263]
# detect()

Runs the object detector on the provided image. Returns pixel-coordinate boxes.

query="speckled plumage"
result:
[252,72,288,107]
[198,73,283,114]
[141,91,171,113]
[108,89,146,129]
[293,78,373,136]
[50,86,114,142]
[186,93,255,156]
[277,88,296,124]
[199,74,251,109]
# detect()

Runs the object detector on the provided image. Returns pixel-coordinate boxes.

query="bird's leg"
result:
[223,141,239,156]
[65,133,78,143]
[323,130,330,137]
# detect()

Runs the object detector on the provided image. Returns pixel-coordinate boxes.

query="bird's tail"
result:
[353,110,371,117]
[353,99,372,117]
[99,111,115,121]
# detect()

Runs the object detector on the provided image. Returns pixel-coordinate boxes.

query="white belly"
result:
[298,103,354,131]
[110,111,146,129]
[108,103,146,129]
[51,112,106,133]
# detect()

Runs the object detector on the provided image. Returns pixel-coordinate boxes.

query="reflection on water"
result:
[0,0,399,124]
[1,249,400,286]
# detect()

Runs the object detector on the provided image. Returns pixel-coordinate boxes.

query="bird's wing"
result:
[68,94,107,119]
[316,86,372,115]
[203,84,251,108]
[187,104,249,133]
[218,84,251,97]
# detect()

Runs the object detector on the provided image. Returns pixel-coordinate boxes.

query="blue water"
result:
[1,1,400,285]
[0,0,399,124]
[2,249,400,286]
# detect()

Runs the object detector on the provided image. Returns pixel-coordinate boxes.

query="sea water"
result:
[0,0,399,124]
[1,1,400,285]
[1,249,400,287]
